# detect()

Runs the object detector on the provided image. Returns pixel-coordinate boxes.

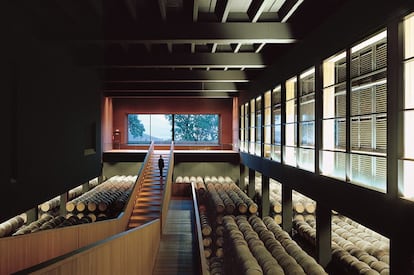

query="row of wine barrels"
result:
[293,216,389,274]
[0,215,26,237]
[66,175,136,216]
[12,214,54,236]
[206,183,225,214]
[199,208,212,237]
[222,215,264,274]
[39,178,101,213]
[205,176,233,184]
[228,183,258,214]
[262,216,327,274]
[208,257,224,275]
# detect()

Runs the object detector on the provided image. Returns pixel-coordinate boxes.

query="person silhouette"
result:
[158,155,165,177]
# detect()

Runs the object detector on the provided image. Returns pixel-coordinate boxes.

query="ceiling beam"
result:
[124,0,137,20]
[104,91,237,98]
[247,0,266,22]
[103,69,253,82]
[52,23,297,44]
[192,0,199,22]
[215,0,232,22]
[103,82,248,91]
[279,0,304,22]
[158,0,167,20]
[97,53,269,68]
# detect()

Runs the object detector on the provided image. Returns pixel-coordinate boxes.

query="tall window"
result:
[284,77,297,166]
[264,91,272,159]
[244,103,249,152]
[349,30,387,191]
[255,96,262,156]
[250,99,256,153]
[401,13,414,199]
[298,68,315,172]
[240,105,245,151]
[322,51,347,179]
[272,86,282,162]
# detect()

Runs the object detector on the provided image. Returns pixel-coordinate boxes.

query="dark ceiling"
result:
[20,0,348,98]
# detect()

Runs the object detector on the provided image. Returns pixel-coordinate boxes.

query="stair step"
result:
[133,207,160,213]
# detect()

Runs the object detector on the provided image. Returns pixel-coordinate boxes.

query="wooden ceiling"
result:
[23,0,348,98]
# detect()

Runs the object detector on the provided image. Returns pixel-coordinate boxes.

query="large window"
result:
[250,99,256,153]
[127,114,219,145]
[401,13,414,199]
[255,96,262,156]
[240,105,245,151]
[272,86,282,162]
[284,77,297,166]
[349,30,387,191]
[322,51,347,179]
[298,68,315,172]
[264,91,272,159]
[128,114,172,144]
[173,114,219,144]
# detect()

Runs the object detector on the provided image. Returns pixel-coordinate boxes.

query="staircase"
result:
[127,151,170,229]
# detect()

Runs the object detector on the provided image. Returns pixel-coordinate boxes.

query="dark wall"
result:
[112,97,234,146]
[0,1,102,221]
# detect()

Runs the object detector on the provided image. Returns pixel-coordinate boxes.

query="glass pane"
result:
[255,143,261,156]
[298,148,314,172]
[265,107,271,125]
[272,86,281,104]
[401,160,414,199]
[264,126,271,144]
[286,77,297,100]
[128,114,151,144]
[264,144,271,159]
[323,87,335,119]
[174,114,219,144]
[272,145,281,162]
[286,99,296,123]
[405,60,414,109]
[285,123,296,146]
[300,94,315,122]
[273,124,281,145]
[323,51,346,87]
[273,105,281,124]
[404,110,414,158]
[300,122,314,147]
[265,91,271,107]
[405,14,414,59]
[284,146,297,167]
[350,154,386,191]
[320,151,346,180]
[323,119,346,151]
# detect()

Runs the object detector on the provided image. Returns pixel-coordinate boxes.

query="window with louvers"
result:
[250,99,255,154]
[298,68,315,172]
[349,30,387,190]
[401,13,414,199]
[322,51,347,179]
[240,105,245,152]
[272,86,282,162]
[255,96,262,156]
[264,91,272,159]
[284,77,297,167]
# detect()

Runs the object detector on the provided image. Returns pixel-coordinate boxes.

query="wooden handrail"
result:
[191,182,209,275]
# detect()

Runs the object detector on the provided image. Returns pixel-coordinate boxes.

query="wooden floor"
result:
[152,199,198,275]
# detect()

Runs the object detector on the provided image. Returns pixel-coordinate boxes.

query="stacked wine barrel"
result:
[252,177,316,225]
[39,177,101,215]
[293,215,390,274]
[222,214,327,274]
[0,214,26,238]
[65,175,137,220]
[11,213,95,236]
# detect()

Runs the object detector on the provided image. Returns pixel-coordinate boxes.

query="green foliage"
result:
[166,114,218,142]
[128,115,145,138]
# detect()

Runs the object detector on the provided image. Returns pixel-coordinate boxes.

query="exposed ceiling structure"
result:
[24,0,348,98]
